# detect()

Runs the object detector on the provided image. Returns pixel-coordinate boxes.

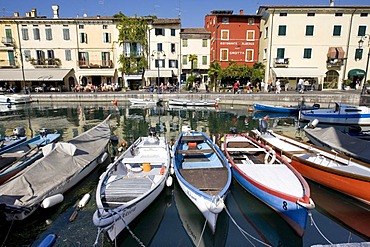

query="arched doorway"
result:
[68,77,75,91]
[324,70,339,89]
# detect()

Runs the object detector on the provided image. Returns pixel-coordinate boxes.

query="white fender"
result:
[166,176,173,187]
[78,193,91,208]
[208,196,225,214]
[98,152,108,164]
[264,149,276,164]
[41,194,64,208]
[170,167,175,175]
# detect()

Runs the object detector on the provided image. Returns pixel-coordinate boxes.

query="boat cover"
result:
[0,116,111,208]
[304,127,370,164]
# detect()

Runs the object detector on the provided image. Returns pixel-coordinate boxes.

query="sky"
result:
[1,0,369,27]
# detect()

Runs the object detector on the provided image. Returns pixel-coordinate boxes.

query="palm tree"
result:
[208,61,221,91]
[188,54,198,75]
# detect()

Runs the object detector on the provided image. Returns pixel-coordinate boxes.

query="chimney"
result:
[13,12,19,17]
[330,0,334,6]
[240,9,244,15]
[31,8,37,17]
[52,5,59,19]
[25,12,31,17]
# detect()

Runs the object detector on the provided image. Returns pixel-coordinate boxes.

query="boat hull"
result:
[169,99,216,107]
[0,94,32,104]
[253,103,299,113]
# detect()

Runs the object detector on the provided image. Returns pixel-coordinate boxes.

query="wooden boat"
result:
[251,124,370,205]
[0,129,60,184]
[223,133,314,236]
[172,129,232,233]
[169,98,218,107]
[0,127,27,153]
[0,94,32,104]
[304,126,370,164]
[253,103,319,113]
[93,127,172,241]
[299,102,370,125]
[0,116,111,221]
[128,98,161,106]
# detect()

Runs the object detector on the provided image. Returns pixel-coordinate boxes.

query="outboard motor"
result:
[148,127,157,137]
[39,128,49,138]
[258,119,268,134]
[13,127,26,137]
[229,127,238,134]
[312,103,320,109]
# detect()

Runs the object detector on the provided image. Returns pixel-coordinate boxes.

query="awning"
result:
[144,70,172,78]
[337,47,345,59]
[272,68,325,78]
[327,47,345,59]
[348,69,366,77]
[124,74,142,80]
[79,69,116,77]
[327,47,337,58]
[0,69,74,81]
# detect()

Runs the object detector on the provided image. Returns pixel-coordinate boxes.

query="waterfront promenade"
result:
[29,88,370,108]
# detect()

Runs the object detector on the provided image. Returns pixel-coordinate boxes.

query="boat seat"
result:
[226,148,266,154]
[177,149,214,155]
[181,136,206,142]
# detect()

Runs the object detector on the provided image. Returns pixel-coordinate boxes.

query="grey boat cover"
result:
[0,116,111,208]
[304,127,370,164]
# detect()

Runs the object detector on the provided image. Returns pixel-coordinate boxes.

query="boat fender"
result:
[98,152,108,164]
[160,166,165,175]
[170,167,175,175]
[297,198,315,210]
[264,149,276,164]
[166,176,173,187]
[41,194,64,208]
[37,233,57,247]
[208,196,225,214]
[121,140,127,148]
[281,155,292,163]
[78,193,91,208]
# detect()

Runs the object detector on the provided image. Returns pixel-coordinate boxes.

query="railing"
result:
[30,58,61,68]
[78,60,113,68]
[0,59,18,68]
[274,58,289,67]
[326,59,344,67]
[1,37,15,46]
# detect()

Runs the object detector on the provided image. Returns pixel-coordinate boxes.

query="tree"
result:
[208,61,222,91]
[188,54,198,75]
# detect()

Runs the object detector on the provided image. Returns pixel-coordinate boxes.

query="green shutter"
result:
[277,48,285,58]
[355,48,363,60]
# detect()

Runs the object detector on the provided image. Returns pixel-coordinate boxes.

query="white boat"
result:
[93,127,172,241]
[299,102,370,125]
[0,115,111,221]
[128,98,160,105]
[0,94,32,104]
[168,98,218,107]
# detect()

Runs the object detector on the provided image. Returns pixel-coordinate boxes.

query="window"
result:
[102,52,110,66]
[47,50,55,65]
[157,43,163,51]
[63,28,70,40]
[202,39,207,47]
[183,39,188,47]
[78,52,89,66]
[335,13,343,17]
[45,28,53,40]
[80,33,87,43]
[245,49,253,61]
[169,60,178,68]
[248,18,254,25]
[8,51,15,66]
[33,28,40,40]
[171,29,175,36]
[103,25,108,29]
[36,50,45,65]
[155,28,164,36]
[246,30,254,41]
[182,55,187,65]
[360,13,368,17]
[221,30,229,40]
[21,28,29,40]
[277,48,285,59]
[103,32,111,43]
[307,13,315,17]
[202,56,207,65]
[24,50,31,61]
[333,25,341,36]
[358,26,366,36]
[220,49,228,61]
[305,25,314,36]
[171,43,175,53]
[264,27,268,39]
[155,59,165,68]
[79,25,84,29]
[355,48,363,60]
[263,48,267,60]
[303,48,312,59]
[278,25,286,36]
[222,17,229,24]
[65,50,71,61]
[279,13,287,16]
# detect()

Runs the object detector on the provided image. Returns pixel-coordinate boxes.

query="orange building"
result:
[205,10,261,68]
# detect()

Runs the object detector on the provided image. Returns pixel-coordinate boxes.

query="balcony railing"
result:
[30,58,61,68]
[0,59,18,68]
[274,58,289,67]
[78,60,113,68]
[1,37,15,46]
[326,58,344,67]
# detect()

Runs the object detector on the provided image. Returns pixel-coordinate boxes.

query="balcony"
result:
[274,58,289,67]
[30,58,61,68]
[0,59,18,68]
[1,37,15,46]
[326,58,344,68]
[78,60,113,68]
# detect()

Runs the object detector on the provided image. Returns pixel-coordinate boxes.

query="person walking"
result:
[297,78,304,94]
[275,79,281,94]
[233,80,240,94]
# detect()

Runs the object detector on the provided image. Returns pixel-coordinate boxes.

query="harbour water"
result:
[0,101,369,246]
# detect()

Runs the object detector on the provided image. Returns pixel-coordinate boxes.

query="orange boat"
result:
[251,126,370,205]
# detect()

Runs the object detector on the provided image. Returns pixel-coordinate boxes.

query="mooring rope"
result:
[196,216,208,247]
[1,220,14,247]
[309,212,333,245]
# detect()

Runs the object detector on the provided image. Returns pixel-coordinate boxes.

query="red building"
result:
[205,10,261,68]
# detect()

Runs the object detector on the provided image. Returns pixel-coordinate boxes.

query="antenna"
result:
[154,5,160,16]
[177,0,182,18]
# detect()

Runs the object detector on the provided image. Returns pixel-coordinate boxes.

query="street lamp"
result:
[151,50,166,88]
[359,34,370,95]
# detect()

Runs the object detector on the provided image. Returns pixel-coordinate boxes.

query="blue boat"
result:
[172,129,232,234]
[253,103,320,114]
[0,127,27,153]
[223,133,315,237]
[0,129,60,184]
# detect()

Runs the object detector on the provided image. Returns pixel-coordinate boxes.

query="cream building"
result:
[258,2,370,91]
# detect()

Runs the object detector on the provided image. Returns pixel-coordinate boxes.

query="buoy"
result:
[38,233,57,247]
[121,140,127,148]
[78,193,91,208]
[98,152,108,164]
[41,194,64,208]
[113,99,118,106]
[160,166,165,175]
[166,176,173,187]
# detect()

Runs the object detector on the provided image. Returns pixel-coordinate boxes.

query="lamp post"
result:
[359,34,370,95]
[151,50,166,88]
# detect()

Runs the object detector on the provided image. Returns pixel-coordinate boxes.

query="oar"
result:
[69,193,91,222]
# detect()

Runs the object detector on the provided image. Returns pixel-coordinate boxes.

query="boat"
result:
[223,132,314,236]
[168,98,218,107]
[304,126,370,164]
[253,103,319,113]
[0,115,111,221]
[0,129,61,184]
[172,128,232,233]
[252,111,296,120]
[299,102,370,125]
[251,121,370,205]
[0,127,27,153]
[128,98,161,106]
[0,94,32,104]
[93,127,172,241]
